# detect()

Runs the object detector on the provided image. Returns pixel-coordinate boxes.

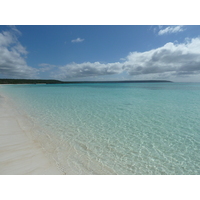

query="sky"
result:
[1,25,200,82]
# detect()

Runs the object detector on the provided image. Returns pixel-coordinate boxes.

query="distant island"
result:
[0,79,172,84]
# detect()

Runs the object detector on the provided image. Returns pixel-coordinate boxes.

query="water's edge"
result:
[0,91,64,174]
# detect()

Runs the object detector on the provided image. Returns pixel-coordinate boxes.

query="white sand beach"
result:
[0,92,63,175]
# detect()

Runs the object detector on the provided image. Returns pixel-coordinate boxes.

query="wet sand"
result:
[0,93,63,175]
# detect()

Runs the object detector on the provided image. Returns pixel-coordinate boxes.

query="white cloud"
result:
[71,37,84,43]
[54,62,123,79]
[122,37,200,78]
[158,25,184,35]
[9,25,22,36]
[0,27,37,78]
[54,37,200,81]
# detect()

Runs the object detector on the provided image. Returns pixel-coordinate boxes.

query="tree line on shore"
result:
[0,79,172,84]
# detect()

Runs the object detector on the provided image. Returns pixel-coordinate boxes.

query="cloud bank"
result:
[0,27,37,78]
[55,62,123,79]
[123,37,200,76]
[55,37,200,80]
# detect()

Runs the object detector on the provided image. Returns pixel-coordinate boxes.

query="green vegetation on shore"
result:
[0,79,172,84]
[0,79,63,84]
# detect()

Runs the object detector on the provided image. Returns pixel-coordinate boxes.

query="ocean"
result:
[1,82,200,174]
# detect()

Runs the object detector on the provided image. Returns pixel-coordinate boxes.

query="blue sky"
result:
[1,25,200,82]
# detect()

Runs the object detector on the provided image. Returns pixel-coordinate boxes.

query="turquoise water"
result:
[1,83,200,174]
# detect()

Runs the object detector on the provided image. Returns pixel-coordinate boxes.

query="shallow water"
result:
[1,82,200,174]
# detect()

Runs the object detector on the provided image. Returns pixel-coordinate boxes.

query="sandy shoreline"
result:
[0,92,63,175]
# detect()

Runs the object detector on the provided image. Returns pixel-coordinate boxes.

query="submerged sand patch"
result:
[0,92,63,175]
